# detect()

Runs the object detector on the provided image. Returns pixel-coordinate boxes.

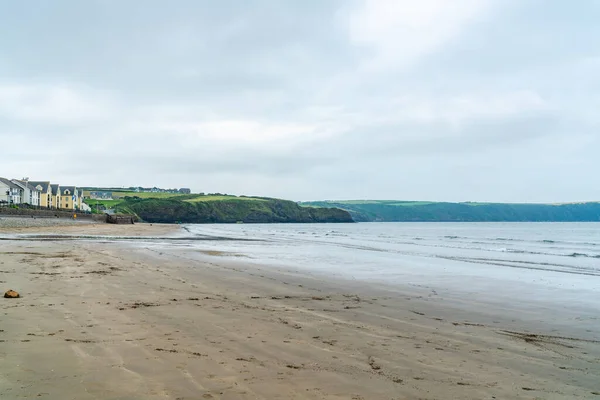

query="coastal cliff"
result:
[121,197,353,224]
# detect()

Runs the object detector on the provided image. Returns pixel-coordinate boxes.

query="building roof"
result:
[29,181,51,192]
[61,186,77,195]
[13,180,41,193]
[51,184,60,195]
[0,177,21,189]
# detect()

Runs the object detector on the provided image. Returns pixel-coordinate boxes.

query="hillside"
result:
[300,200,600,222]
[84,194,353,224]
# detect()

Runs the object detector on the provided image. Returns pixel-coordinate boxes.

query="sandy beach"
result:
[0,217,176,236]
[1,223,599,399]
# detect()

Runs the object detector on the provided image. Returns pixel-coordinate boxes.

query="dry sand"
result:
[0,218,178,236]
[0,224,598,399]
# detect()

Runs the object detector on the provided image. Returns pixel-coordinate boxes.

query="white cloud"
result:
[346,0,496,70]
[150,119,316,144]
[303,89,549,138]
[393,90,548,126]
[0,83,116,124]
[123,115,343,155]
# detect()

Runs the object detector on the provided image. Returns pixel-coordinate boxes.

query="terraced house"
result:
[51,184,61,209]
[1,178,84,210]
[0,178,21,204]
[59,186,82,210]
[29,181,53,207]
[12,180,41,206]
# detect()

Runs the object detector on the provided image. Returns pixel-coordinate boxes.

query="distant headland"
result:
[300,200,600,222]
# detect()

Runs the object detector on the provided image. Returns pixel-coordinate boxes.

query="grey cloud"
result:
[331,113,562,158]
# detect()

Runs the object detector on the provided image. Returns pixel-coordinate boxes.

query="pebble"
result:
[4,290,20,298]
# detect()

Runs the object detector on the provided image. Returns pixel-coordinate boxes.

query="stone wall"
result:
[107,214,136,224]
[0,207,107,222]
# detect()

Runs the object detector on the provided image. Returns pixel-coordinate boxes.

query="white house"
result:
[0,177,22,204]
[12,180,41,206]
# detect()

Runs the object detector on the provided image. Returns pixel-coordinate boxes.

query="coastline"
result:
[1,224,598,399]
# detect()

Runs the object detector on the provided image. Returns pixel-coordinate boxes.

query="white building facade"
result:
[12,180,41,206]
[0,178,22,204]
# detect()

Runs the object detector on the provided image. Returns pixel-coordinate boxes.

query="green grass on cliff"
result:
[84,193,267,207]
[113,191,186,199]
[84,193,353,223]
[184,195,268,202]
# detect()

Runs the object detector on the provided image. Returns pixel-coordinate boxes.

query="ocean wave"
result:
[568,252,600,258]
[437,255,600,276]
[486,237,600,247]
[504,248,600,259]
[393,240,600,260]
[536,239,600,247]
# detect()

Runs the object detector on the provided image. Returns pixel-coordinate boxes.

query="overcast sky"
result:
[1,1,598,202]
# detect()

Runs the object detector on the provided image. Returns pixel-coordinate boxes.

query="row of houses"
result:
[0,178,85,210]
[83,188,192,199]
[132,187,191,194]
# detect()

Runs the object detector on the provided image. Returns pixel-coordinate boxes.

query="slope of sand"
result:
[0,225,598,399]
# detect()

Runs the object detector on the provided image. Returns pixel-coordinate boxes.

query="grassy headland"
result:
[84,193,353,223]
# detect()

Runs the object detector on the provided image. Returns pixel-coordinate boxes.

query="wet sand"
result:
[0,225,599,399]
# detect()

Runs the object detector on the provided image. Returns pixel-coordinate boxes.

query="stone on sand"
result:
[4,290,20,298]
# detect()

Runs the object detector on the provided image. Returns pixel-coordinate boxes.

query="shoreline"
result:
[1,224,599,399]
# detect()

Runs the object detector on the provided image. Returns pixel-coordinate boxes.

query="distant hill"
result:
[300,200,600,222]
[84,194,353,224]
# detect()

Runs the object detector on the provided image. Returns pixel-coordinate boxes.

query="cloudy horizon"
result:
[1,1,598,203]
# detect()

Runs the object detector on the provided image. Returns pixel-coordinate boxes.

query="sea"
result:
[181,222,600,280]
[178,222,600,335]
